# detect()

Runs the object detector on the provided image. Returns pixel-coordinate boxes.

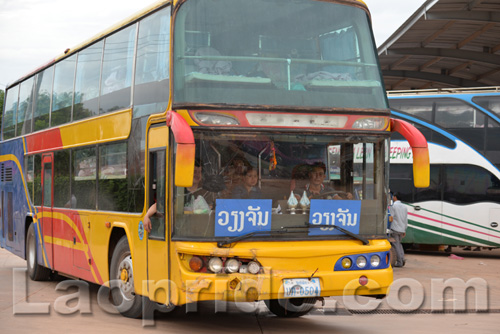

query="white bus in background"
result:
[388,88,500,251]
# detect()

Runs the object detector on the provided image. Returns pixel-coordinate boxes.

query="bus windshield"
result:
[173,0,387,110]
[173,130,388,241]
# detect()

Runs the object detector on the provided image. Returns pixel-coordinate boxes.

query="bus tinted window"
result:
[174,0,387,110]
[74,41,103,121]
[17,77,34,136]
[389,98,433,122]
[473,95,500,118]
[444,165,500,204]
[54,150,71,208]
[72,147,97,210]
[388,164,413,203]
[34,155,42,206]
[3,85,19,140]
[52,55,76,126]
[99,142,128,211]
[435,99,485,128]
[134,7,170,118]
[415,165,441,202]
[100,25,136,114]
[34,67,53,132]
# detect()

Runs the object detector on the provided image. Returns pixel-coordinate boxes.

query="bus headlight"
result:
[194,112,239,125]
[225,259,241,273]
[370,255,381,268]
[356,256,367,269]
[352,117,387,130]
[247,261,261,274]
[208,257,223,273]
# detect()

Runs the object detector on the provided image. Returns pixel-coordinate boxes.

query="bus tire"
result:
[26,223,51,281]
[264,298,316,317]
[110,236,149,318]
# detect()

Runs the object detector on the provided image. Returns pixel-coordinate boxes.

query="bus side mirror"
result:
[390,118,430,188]
[167,111,196,187]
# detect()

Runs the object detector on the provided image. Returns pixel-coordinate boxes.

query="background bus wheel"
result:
[26,224,51,281]
[264,298,316,317]
[110,236,146,318]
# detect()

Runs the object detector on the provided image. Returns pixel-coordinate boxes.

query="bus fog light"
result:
[370,255,381,267]
[341,257,352,269]
[225,259,241,273]
[208,257,223,273]
[247,261,261,274]
[356,256,367,269]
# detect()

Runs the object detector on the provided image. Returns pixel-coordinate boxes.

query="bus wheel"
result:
[26,223,51,281]
[264,298,316,317]
[110,236,144,318]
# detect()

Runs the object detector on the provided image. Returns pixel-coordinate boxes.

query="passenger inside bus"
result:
[184,161,213,213]
[230,166,263,199]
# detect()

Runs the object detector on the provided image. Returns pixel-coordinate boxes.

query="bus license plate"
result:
[283,278,321,298]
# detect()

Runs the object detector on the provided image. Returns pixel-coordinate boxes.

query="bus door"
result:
[146,126,170,304]
[41,153,54,268]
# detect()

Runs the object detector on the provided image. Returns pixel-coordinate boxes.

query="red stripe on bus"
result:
[25,128,64,154]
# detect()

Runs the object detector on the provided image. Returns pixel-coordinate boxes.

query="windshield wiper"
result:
[216,223,369,247]
[217,229,288,247]
[286,223,369,245]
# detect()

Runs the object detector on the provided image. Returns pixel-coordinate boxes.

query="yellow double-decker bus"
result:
[0,0,429,318]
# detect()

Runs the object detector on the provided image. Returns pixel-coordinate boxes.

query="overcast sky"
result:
[0,0,427,90]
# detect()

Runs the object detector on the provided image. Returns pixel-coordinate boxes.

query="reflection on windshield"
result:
[173,0,387,109]
[173,131,388,240]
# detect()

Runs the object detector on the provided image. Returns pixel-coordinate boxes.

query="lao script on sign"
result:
[308,200,361,236]
[215,199,272,237]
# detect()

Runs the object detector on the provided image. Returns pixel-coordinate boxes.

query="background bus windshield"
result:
[173,0,387,110]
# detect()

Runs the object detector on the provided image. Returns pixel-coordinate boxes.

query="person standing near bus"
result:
[389,192,408,267]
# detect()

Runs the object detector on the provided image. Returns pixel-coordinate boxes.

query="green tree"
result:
[0,89,4,131]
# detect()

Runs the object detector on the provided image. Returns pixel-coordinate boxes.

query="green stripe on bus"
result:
[406,220,499,247]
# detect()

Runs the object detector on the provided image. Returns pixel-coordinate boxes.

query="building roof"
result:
[378,0,500,91]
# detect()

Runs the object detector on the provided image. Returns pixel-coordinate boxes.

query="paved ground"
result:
[1,246,499,333]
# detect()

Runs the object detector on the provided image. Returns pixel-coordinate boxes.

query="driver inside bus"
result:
[299,162,353,200]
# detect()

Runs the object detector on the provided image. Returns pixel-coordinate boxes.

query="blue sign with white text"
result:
[215,199,272,237]
[308,200,361,236]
